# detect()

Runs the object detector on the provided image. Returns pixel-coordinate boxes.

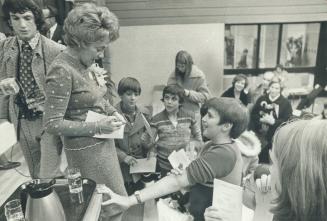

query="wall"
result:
[110,23,224,106]
[76,0,327,26]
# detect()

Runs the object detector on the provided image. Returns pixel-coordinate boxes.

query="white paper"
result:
[242,205,254,221]
[130,157,157,174]
[0,121,17,155]
[168,149,191,170]
[85,111,125,139]
[212,179,243,221]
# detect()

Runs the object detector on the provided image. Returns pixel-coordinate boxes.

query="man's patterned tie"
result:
[17,41,44,119]
[19,41,38,100]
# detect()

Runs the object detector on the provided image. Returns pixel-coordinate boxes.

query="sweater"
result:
[250,94,292,144]
[167,65,211,115]
[149,109,202,171]
[221,86,251,106]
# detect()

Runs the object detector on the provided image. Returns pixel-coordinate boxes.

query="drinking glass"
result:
[67,168,84,203]
[5,199,25,221]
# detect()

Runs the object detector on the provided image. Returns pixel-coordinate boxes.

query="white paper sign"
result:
[0,121,17,155]
[85,111,125,139]
[130,157,157,174]
[212,179,243,221]
[168,149,191,170]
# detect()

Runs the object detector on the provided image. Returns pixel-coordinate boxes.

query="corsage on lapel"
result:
[87,63,107,87]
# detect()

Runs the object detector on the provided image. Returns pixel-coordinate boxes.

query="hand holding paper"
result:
[168,149,192,170]
[129,157,157,174]
[85,111,125,139]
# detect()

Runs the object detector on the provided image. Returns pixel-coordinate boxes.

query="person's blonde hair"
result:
[63,3,119,47]
[272,120,327,221]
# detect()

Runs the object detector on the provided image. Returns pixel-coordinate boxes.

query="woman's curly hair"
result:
[64,3,119,47]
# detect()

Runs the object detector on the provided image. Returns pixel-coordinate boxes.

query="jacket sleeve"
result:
[43,67,98,136]
[187,76,210,104]
[115,140,128,163]
[0,41,9,120]
[250,97,263,132]
[272,98,293,130]
[190,118,202,142]
[0,95,9,120]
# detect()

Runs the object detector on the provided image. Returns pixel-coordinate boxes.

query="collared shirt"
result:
[48,23,57,39]
[268,94,280,102]
[17,32,40,51]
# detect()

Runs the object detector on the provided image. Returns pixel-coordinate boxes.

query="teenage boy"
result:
[143,84,202,176]
[114,77,151,195]
[101,97,249,221]
[0,0,65,178]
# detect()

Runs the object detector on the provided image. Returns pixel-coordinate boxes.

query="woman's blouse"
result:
[43,50,116,148]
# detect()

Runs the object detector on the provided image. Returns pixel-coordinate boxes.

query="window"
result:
[259,25,279,68]
[224,22,321,74]
[280,23,320,68]
[224,25,258,69]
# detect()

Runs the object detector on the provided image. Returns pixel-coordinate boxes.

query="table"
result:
[0,179,102,221]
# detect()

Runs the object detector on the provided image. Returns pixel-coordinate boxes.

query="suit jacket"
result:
[0,35,65,129]
[51,24,64,44]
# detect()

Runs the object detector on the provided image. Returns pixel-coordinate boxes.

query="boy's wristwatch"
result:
[134,191,142,204]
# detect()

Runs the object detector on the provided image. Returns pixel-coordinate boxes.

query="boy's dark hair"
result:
[2,0,45,32]
[205,97,249,139]
[117,77,141,96]
[161,84,184,104]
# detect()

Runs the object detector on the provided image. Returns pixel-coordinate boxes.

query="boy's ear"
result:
[222,122,233,132]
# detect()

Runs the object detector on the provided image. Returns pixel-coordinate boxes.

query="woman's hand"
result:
[260,113,275,125]
[204,206,223,221]
[255,174,271,193]
[98,116,124,134]
[124,155,138,166]
[98,185,134,211]
[113,112,127,124]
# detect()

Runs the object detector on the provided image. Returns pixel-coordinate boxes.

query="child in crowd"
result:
[100,97,249,221]
[142,84,202,176]
[115,77,151,195]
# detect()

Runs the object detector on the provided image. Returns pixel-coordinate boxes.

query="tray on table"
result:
[0,178,96,221]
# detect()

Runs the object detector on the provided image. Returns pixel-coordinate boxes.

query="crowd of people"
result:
[0,0,326,221]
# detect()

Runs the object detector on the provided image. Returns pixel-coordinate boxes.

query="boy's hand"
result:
[124,156,137,166]
[204,206,223,221]
[146,151,156,159]
[167,167,183,176]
